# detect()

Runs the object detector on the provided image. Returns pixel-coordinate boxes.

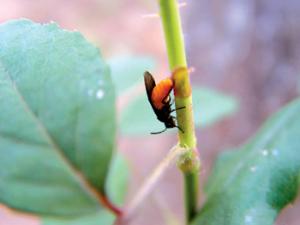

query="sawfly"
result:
[144,71,184,134]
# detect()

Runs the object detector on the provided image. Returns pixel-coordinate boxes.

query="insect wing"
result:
[144,71,157,109]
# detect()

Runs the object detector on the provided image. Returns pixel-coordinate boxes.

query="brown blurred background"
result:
[0,0,299,225]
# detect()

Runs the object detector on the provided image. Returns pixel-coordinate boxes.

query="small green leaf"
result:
[120,92,164,135]
[192,98,300,225]
[105,153,129,206]
[108,55,155,96]
[0,19,123,224]
[120,87,238,135]
[193,87,238,127]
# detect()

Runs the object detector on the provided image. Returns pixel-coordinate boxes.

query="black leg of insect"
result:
[170,115,184,133]
[170,106,185,113]
[166,95,186,113]
[175,125,184,133]
[167,97,185,132]
[150,127,168,135]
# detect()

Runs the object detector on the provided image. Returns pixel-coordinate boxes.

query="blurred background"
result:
[0,0,299,225]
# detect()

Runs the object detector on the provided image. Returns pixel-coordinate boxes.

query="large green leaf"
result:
[192,99,300,225]
[0,19,123,223]
[120,87,238,135]
[43,153,128,225]
[43,211,114,225]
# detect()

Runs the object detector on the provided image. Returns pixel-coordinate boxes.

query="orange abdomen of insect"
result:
[151,78,173,109]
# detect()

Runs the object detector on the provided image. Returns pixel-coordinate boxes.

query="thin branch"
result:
[119,145,186,224]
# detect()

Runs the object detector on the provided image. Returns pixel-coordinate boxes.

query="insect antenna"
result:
[150,127,167,135]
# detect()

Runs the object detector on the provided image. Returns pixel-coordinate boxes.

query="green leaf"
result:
[105,153,129,206]
[43,211,114,225]
[192,99,300,225]
[107,55,155,96]
[193,87,238,128]
[120,92,164,135]
[0,19,122,223]
[43,153,128,225]
[120,87,238,135]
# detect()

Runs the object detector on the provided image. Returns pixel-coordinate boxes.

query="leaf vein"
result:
[0,60,103,208]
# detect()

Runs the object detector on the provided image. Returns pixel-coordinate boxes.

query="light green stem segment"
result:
[159,0,187,69]
[158,0,200,223]
[159,0,196,148]
[184,172,198,221]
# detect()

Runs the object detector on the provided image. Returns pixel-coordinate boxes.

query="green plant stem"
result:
[184,172,198,221]
[158,0,200,223]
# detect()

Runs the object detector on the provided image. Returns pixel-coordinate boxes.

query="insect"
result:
[144,71,184,134]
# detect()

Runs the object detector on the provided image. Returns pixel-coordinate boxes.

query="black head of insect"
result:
[144,71,184,134]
